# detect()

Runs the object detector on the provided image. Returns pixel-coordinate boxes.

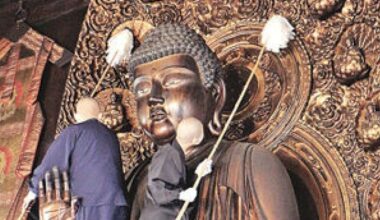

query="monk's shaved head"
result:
[74,97,100,123]
[176,117,204,149]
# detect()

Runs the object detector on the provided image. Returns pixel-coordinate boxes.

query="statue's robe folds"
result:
[129,140,299,220]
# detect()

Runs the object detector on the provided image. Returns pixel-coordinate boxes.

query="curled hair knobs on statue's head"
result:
[128,23,223,89]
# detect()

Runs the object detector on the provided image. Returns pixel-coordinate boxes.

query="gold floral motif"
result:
[333,24,379,85]
[334,40,370,84]
[307,0,345,19]
[357,92,380,149]
[118,129,155,177]
[368,179,380,220]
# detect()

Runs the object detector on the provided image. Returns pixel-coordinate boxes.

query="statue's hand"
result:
[195,159,213,177]
[38,167,78,220]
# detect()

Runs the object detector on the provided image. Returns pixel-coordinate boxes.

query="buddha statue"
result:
[127,24,299,220]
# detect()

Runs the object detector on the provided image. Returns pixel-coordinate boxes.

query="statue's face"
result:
[133,54,213,144]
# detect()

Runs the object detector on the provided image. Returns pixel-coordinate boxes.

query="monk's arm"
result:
[148,148,185,205]
[29,126,76,194]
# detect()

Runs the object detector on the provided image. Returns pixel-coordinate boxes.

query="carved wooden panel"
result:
[56,0,380,219]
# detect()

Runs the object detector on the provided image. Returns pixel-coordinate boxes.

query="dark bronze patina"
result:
[133,54,222,146]
[128,24,299,220]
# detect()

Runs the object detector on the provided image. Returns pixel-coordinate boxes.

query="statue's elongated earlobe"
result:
[208,77,226,136]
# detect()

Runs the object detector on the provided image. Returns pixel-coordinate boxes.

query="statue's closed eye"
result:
[162,73,193,88]
[134,81,151,97]
[164,78,180,87]
[137,87,150,96]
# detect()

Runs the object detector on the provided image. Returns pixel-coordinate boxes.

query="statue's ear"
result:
[208,77,226,136]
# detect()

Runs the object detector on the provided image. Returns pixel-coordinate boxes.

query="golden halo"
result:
[110,20,154,42]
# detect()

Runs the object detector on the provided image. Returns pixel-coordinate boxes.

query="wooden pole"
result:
[90,56,114,98]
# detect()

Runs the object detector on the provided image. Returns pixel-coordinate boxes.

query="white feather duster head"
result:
[106,28,134,67]
[260,15,295,53]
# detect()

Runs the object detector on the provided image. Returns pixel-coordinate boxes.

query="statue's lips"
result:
[149,106,167,121]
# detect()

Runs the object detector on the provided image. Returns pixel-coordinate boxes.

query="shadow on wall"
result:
[289,171,319,220]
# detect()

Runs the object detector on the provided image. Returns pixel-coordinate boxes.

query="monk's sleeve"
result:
[148,148,185,205]
[29,126,77,194]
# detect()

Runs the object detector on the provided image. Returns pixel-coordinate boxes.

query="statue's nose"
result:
[148,80,164,106]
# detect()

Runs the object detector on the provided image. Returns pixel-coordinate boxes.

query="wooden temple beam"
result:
[25,0,90,25]
[0,0,89,35]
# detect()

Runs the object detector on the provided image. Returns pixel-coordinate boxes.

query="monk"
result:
[127,24,299,220]
[139,117,211,220]
[23,97,128,220]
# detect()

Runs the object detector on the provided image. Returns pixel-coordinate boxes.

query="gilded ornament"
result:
[334,38,370,85]
[307,0,345,19]
[356,92,380,149]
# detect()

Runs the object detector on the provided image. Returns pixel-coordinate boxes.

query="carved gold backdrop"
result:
[56,0,380,219]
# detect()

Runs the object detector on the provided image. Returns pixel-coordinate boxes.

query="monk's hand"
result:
[19,190,37,220]
[179,188,197,203]
[38,166,78,220]
[22,190,37,211]
[195,159,213,177]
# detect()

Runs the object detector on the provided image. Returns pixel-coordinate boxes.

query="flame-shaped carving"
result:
[334,38,370,85]
[356,92,380,149]
[333,24,379,85]
[307,0,345,18]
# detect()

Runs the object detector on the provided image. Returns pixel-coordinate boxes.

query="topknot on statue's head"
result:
[128,23,223,88]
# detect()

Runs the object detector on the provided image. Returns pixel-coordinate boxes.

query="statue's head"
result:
[128,24,226,145]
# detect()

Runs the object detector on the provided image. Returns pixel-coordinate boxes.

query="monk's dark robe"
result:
[139,140,188,220]
[129,140,299,220]
[30,119,128,220]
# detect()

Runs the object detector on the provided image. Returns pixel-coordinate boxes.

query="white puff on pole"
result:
[261,15,295,53]
[106,29,134,67]
[175,15,295,220]
[91,28,134,97]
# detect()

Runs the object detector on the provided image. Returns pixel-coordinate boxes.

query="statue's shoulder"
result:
[220,141,298,219]
[220,141,289,185]
[246,142,286,172]
[221,141,281,167]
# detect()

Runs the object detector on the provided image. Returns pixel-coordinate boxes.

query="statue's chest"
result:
[194,170,258,220]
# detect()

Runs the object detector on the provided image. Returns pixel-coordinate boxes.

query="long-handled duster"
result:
[90,28,134,97]
[175,15,295,220]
